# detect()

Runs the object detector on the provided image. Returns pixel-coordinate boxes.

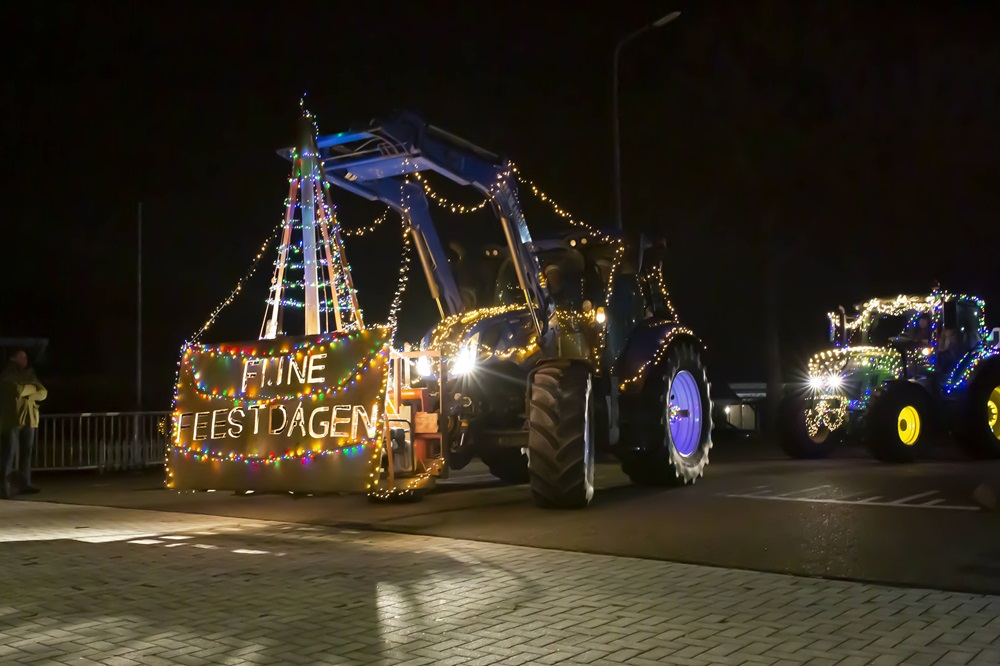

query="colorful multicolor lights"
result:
[174,442,369,466]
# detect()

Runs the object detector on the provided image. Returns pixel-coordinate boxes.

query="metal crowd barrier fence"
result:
[25,411,171,472]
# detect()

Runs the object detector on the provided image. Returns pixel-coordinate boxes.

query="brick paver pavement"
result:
[2,501,1000,665]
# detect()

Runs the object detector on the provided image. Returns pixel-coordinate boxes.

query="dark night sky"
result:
[4,1,1000,411]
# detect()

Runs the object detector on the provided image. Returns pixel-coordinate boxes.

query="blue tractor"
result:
[285,112,714,508]
[779,289,1000,462]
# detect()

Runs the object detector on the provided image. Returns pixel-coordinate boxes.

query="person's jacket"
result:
[0,372,17,431]
[0,363,47,428]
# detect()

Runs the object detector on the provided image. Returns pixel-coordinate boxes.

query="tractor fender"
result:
[612,320,704,399]
[944,346,1000,397]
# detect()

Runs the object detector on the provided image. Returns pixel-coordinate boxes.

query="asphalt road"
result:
[21,435,1000,596]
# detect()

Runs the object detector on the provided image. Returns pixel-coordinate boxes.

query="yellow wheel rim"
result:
[989,386,1000,439]
[897,405,921,445]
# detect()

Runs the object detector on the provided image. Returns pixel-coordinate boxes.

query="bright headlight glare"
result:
[809,374,843,390]
[415,355,433,378]
[452,345,477,376]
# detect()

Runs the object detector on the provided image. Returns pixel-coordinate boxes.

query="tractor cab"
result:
[474,230,669,370]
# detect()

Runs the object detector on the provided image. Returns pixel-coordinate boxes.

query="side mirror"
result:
[990,328,1000,348]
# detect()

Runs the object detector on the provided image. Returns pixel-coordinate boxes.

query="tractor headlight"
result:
[809,374,842,391]
[451,344,478,376]
[415,355,433,378]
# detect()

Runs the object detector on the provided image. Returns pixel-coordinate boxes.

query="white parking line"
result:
[439,474,500,485]
[739,489,779,498]
[721,492,979,511]
[776,485,830,497]
[890,491,938,504]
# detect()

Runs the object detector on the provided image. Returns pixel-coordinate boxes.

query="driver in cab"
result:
[894,313,931,349]
[544,263,572,308]
[914,314,931,345]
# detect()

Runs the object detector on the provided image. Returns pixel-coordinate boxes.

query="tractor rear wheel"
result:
[955,358,1000,459]
[777,393,843,459]
[863,381,928,463]
[526,362,595,509]
[620,340,713,486]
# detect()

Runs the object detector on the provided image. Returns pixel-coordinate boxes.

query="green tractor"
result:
[779,289,1000,462]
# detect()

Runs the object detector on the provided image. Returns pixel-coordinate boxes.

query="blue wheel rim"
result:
[668,370,703,457]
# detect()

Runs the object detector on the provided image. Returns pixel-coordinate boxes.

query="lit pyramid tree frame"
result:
[260,104,364,339]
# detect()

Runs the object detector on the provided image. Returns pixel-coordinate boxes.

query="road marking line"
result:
[920,498,945,506]
[440,474,500,484]
[776,485,830,497]
[720,493,978,511]
[830,490,875,500]
[890,491,938,504]
[737,489,779,497]
[857,496,883,503]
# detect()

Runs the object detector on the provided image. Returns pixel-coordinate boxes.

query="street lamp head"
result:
[652,11,681,28]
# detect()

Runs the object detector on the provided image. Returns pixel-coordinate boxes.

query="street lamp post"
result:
[612,10,681,232]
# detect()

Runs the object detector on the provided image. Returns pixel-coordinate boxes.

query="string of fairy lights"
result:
[385,222,413,347]
[341,207,391,237]
[189,213,286,343]
[412,171,491,214]
[618,326,698,391]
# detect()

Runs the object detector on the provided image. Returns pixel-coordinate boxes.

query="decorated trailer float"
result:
[779,289,1000,462]
[167,107,407,496]
[169,105,715,508]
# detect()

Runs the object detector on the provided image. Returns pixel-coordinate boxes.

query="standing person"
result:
[0,355,18,499]
[0,348,46,496]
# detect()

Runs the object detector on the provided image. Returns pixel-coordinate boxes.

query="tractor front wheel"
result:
[620,340,713,486]
[955,358,1000,459]
[526,363,596,509]
[863,381,928,463]
[777,393,843,459]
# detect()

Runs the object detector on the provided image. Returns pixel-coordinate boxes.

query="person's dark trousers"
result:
[16,426,37,490]
[0,427,17,498]
[1,426,38,495]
